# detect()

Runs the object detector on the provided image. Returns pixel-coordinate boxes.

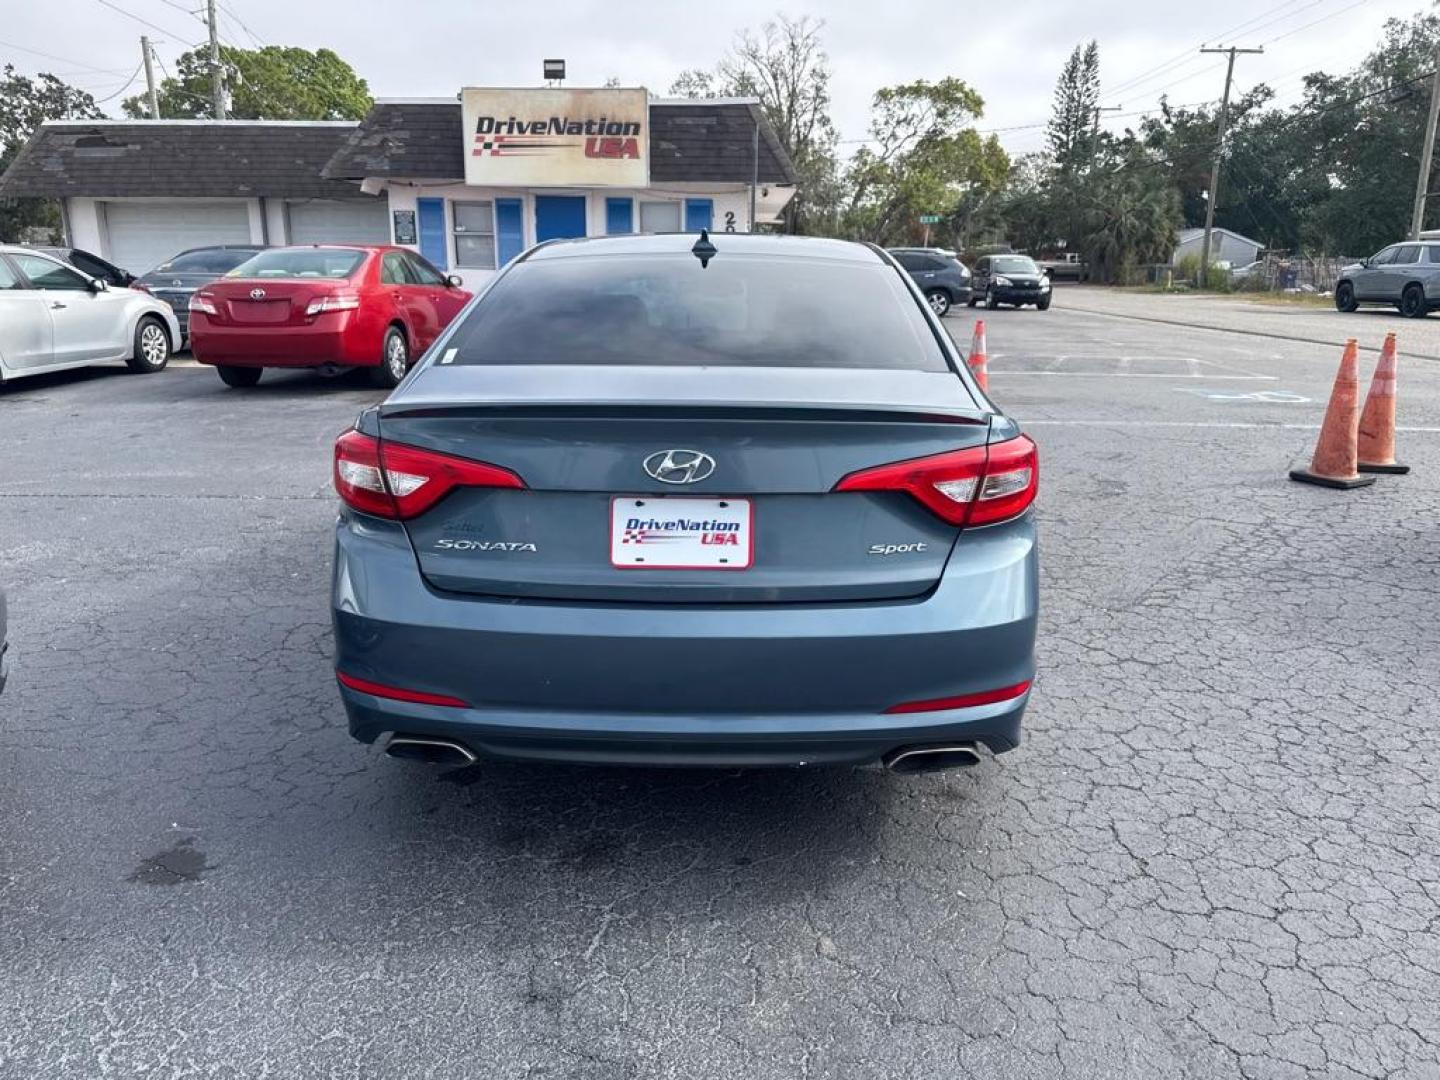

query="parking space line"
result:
[994,372,1277,380]
[1024,419,1440,432]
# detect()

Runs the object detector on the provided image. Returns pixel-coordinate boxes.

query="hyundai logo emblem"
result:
[643,449,716,484]
[249,287,266,300]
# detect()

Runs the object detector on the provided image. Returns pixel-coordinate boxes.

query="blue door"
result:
[684,199,714,232]
[496,198,524,264]
[417,198,447,270]
[534,196,587,243]
[605,197,633,235]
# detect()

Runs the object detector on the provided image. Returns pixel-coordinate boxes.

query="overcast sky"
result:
[3,0,1428,156]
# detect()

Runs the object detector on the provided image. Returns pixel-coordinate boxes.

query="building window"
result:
[639,201,681,234]
[453,201,496,269]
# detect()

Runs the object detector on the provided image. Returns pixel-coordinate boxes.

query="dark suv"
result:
[971,254,1052,311]
[889,248,972,317]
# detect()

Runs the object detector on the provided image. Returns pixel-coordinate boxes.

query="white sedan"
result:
[0,245,181,384]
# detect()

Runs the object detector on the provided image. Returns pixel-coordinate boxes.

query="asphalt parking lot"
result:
[2,295,1438,1079]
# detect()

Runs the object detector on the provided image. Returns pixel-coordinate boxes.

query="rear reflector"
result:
[883,680,1031,715]
[833,434,1038,527]
[336,671,469,708]
[333,429,525,519]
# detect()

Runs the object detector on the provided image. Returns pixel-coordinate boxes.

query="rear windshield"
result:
[159,248,258,273]
[992,256,1040,275]
[447,254,949,370]
[227,249,365,280]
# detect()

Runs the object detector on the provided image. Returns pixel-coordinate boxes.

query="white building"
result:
[1171,227,1264,268]
[0,88,798,283]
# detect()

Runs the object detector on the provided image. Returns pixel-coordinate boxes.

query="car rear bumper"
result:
[190,318,377,368]
[332,512,1038,768]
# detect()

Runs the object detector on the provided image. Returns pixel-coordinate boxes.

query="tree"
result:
[844,78,1010,246]
[1,66,103,242]
[1079,148,1182,282]
[1047,41,1100,178]
[666,16,841,234]
[122,45,371,120]
[667,69,716,99]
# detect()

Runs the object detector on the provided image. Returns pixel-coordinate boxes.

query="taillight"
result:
[306,292,361,316]
[333,429,525,520]
[833,434,1038,527]
[189,292,218,315]
[132,282,152,294]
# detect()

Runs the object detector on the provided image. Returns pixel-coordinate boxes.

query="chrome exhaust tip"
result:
[383,735,477,766]
[883,744,982,774]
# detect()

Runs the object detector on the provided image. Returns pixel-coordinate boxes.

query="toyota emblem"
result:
[249,287,266,300]
[643,449,716,484]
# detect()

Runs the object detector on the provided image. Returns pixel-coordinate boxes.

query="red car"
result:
[189,245,472,388]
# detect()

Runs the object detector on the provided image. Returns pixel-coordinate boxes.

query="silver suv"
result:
[1335,242,1440,317]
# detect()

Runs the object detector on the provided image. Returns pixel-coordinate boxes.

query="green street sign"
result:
[918,214,941,224]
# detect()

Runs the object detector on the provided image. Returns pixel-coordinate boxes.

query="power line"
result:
[1100,0,1324,103]
[0,36,133,73]
[219,2,266,47]
[1256,0,1369,46]
[90,60,146,103]
[93,0,201,47]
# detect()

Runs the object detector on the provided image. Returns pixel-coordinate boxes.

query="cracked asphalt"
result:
[2,296,1439,1079]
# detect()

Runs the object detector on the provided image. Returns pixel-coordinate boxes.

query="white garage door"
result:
[103,201,253,276]
[287,200,390,245]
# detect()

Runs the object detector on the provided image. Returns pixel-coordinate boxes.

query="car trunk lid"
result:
[377,365,989,604]
[200,279,352,326]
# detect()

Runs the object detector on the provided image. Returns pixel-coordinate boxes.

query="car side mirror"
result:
[445,274,464,288]
[89,277,109,293]
[1359,259,1369,268]
[1043,267,1053,278]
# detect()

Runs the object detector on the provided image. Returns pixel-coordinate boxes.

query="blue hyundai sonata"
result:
[332,233,1038,774]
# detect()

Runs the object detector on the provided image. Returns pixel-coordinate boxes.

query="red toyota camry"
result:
[188,245,472,388]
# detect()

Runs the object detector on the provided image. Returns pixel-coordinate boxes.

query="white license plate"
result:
[610,497,753,570]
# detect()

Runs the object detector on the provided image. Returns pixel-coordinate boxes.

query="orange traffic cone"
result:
[1357,331,1409,474]
[968,321,989,391]
[1289,338,1376,489]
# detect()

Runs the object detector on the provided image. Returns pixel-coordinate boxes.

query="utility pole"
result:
[141,36,159,120]
[206,0,225,120]
[1199,45,1262,285]
[1089,105,1122,170]
[750,116,759,233]
[1408,43,1440,239]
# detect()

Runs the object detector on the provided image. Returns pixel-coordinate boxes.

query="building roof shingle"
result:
[321,99,798,186]
[0,121,363,199]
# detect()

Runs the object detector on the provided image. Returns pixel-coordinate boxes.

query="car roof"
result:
[167,244,267,254]
[523,233,886,265]
[0,244,66,257]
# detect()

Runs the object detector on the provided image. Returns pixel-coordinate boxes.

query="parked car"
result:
[1334,241,1440,317]
[30,246,136,288]
[0,586,8,696]
[888,247,972,316]
[189,245,472,388]
[970,254,1052,310]
[331,232,1038,774]
[132,245,266,344]
[0,245,179,384]
[1036,252,1088,282]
